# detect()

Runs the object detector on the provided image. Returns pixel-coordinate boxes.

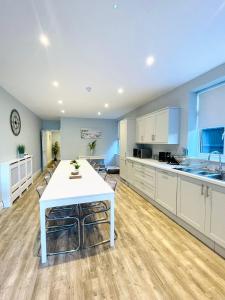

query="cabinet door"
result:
[154,110,168,143]
[119,120,127,158]
[177,176,205,233]
[143,115,155,143]
[155,170,177,214]
[205,185,225,248]
[120,158,127,180]
[126,160,134,184]
[136,118,145,143]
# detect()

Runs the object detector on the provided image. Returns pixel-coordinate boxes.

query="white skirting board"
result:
[33,169,41,180]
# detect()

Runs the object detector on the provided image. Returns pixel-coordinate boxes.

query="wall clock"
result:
[10,109,21,136]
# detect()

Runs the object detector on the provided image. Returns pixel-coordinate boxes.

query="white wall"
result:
[61,118,118,165]
[0,87,42,172]
[122,63,225,156]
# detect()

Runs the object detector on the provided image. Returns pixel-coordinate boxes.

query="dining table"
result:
[39,159,115,264]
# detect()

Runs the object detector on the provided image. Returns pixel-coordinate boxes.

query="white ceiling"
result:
[1,0,225,120]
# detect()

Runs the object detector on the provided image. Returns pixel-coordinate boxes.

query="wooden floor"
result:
[1,175,225,300]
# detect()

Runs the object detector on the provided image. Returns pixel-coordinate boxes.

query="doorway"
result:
[41,130,61,171]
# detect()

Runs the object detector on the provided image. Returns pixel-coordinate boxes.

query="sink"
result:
[173,167,225,181]
[206,173,225,181]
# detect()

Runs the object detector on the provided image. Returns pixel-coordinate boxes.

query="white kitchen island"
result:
[39,160,115,264]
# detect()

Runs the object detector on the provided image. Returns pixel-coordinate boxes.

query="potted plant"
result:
[52,141,60,161]
[88,140,96,156]
[17,144,25,158]
[71,161,80,175]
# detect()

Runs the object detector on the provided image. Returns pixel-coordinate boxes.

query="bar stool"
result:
[81,179,117,248]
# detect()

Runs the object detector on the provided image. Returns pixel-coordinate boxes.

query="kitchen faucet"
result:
[208,151,223,173]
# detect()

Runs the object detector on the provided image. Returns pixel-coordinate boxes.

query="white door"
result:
[120,158,127,180]
[205,185,225,248]
[154,109,168,143]
[155,170,177,214]
[119,120,127,158]
[177,176,206,233]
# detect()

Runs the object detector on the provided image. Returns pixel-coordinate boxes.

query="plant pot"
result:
[18,153,24,158]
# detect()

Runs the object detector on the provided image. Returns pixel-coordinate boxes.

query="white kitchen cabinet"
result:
[136,107,180,144]
[155,170,177,214]
[205,184,225,248]
[119,119,136,180]
[120,158,127,180]
[136,115,155,144]
[177,176,206,233]
[132,162,156,200]
[126,160,134,185]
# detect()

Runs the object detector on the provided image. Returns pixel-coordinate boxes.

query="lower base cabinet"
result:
[124,158,225,256]
[155,170,177,214]
[177,176,206,233]
[205,184,225,248]
[120,158,127,181]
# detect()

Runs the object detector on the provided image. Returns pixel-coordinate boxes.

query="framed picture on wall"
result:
[80,128,103,139]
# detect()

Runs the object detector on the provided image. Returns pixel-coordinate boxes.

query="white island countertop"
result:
[126,157,225,188]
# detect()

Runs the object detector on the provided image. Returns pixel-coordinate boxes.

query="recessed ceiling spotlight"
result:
[104,103,109,108]
[86,86,92,92]
[58,100,63,104]
[98,112,101,116]
[118,88,124,94]
[61,109,65,114]
[146,55,155,66]
[39,34,50,47]
[52,81,59,87]
[113,3,118,9]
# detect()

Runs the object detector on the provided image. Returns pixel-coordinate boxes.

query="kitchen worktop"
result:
[126,157,225,188]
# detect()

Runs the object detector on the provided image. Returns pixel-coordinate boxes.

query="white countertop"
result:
[127,157,225,188]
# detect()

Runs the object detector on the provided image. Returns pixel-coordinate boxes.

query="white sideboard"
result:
[0,155,33,208]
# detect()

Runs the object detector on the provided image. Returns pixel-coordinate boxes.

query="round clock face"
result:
[10,109,21,136]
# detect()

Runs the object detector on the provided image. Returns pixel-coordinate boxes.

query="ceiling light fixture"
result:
[39,34,50,47]
[98,112,101,116]
[58,100,63,104]
[52,81,59,87]
[146,55,155,66]
[118,88,124,94]
[61,110,65,114]
[104,103,109,108]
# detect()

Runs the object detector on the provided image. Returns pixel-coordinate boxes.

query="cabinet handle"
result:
[201,184,204,196]
[152,134,155,141]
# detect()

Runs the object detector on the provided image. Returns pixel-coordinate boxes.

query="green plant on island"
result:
[70,159,77,164]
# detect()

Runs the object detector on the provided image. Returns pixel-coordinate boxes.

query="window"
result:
[200,127,224,154]
[195,82,225,157]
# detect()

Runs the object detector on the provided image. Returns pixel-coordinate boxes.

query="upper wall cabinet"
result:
[136,107,180,144]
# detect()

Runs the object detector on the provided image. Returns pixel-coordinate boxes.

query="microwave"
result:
[133,148,152,159]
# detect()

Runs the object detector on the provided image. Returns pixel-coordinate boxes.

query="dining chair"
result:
[81,179,117,248]
[44,175,51,184]
[36,185,81,255]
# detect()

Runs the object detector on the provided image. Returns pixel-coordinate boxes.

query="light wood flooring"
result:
[1,174,225,300]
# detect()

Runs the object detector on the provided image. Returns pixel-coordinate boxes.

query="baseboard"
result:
[33,169,42,180]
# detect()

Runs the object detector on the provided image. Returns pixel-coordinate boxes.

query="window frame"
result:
[196,86,225,162]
